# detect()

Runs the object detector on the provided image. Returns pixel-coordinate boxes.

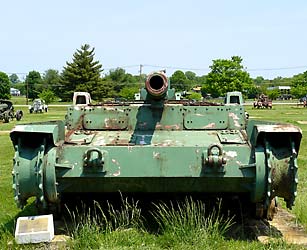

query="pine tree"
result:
[60,44,102,101]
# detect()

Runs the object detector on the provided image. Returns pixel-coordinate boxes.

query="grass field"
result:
[9,96,71,106]
[0,101,307,249]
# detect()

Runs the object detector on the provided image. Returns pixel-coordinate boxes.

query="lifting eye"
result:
[205,143,226,167]
[84,148,104,168]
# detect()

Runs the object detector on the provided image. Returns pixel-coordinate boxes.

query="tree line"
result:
[1,44,307,102]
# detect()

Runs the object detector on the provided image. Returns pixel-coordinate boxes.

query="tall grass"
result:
[65,197,299,249]
[68,197,144,233]
[151,197,233,248]
[66,196,145,249]
[66,197,235,249]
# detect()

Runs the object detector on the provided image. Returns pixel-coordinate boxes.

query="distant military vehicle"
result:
[253,94,272,109]
[0,100,23,123]
[29,99,48,113]
[298,96,307,107]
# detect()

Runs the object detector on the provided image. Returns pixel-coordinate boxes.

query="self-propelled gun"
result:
[11,71,301,219]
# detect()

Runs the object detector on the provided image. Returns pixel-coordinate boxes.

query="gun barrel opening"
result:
[145,73,168,98]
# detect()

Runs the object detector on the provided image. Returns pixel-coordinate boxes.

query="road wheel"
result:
[3,113,10,123]
[16,110,23,121]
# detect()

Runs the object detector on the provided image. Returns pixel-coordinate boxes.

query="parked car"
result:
[29,99,48,113]
[0,100,23,123]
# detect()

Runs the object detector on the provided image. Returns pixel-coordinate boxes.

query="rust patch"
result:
[203,123,215,129]
[65,113,85,142]
[107,138,131,146]
[65,129,75,142]
[103,118,125,129]
[155,124,180,130]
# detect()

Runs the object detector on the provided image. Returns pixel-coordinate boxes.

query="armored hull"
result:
[11,72,302,219]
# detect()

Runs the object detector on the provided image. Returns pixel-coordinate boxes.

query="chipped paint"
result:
[162,140,174,146]
[11,125,28,132]
[155,124,162,129]
[127,145,133,152]
[103,118,127,129]
[165,103,183,107]
[93,137,106,146]
[164,124,180,130]
[113,167,121,176]
[225,151,237,158]
[153,152,161,159]
[111,159,120,165]
[156,124,181,130]
[130,103,151,107]
[203,123,215,129]
[104,107,124,112]
[229,112,240,127]
[256,124,302,133]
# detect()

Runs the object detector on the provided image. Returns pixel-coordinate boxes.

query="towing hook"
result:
[205,143,226,167]
[84,148,104,168]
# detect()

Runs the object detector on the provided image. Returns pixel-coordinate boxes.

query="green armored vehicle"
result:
[0,100,23,123]
[11,71,301,219]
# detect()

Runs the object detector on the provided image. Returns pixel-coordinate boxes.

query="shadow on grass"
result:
[57,193,284,242]
[0,201,37,237]
[0,194,284,245]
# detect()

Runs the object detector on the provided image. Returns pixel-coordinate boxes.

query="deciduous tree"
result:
[9,73,20,84]
[291,71,307,98]
[170,70,189,92]
[203,56,253,98]
[0,72,11,99]
[25,71,42,99]
[39,89,56,104]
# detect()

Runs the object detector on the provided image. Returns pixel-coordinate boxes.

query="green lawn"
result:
[0,103,307,249]
[9,95,71,106]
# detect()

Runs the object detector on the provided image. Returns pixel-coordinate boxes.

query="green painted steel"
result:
[10,71,302,219]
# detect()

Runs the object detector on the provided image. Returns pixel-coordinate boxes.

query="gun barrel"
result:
[145,72,168,98]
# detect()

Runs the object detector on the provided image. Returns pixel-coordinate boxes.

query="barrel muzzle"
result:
[145,71,168,99]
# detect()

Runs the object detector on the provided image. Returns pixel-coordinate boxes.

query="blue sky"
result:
[1,0,307,80]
